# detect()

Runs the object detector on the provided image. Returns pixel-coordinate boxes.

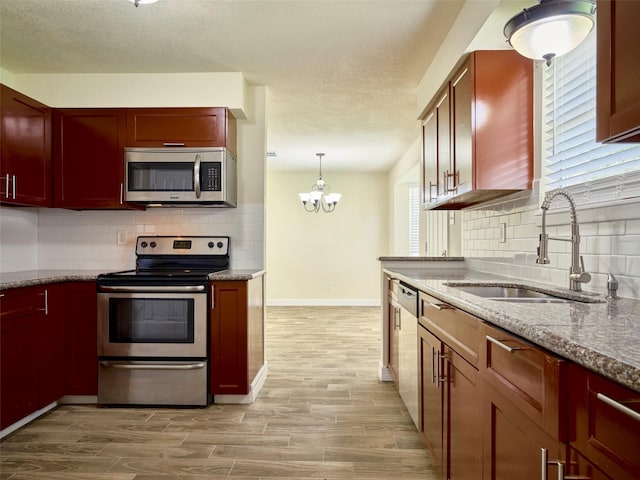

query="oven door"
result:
[97,287,207,358]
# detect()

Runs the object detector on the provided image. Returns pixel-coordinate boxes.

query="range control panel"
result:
[135,236,229,256]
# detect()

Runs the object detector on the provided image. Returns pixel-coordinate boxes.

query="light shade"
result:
[129,0,158,6]
[504,0,595,64]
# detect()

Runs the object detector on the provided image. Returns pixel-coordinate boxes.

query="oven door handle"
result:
[194,153,202,199]
[99,361,206,371]
[98,285,206,293]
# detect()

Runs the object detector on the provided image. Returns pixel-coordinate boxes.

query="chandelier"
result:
[298,153,342,213]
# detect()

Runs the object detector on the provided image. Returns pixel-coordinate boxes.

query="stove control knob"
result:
[217,241,224,249]
[150,241,157,248]
[208,241,215,248]
[140,241,148,248]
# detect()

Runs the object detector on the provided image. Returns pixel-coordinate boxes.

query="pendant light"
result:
[298,153,342,213]
[129,0,158,6]
[504,0,596,65]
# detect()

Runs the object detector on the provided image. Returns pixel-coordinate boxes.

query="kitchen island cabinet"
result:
[0,84,52,207]
[421,50,533,209]
[126,107,237,154]
[209,274,265,400]
[596,0,640,142]
[53,109,130,209]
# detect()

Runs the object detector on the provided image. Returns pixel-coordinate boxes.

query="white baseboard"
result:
[378,363,393,382]
[266,299,381,307]
[0,401,57,439]
[213,362,268,404]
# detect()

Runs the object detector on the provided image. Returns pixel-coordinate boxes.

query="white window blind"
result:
[409,184,420,255]
[542,28,640,205]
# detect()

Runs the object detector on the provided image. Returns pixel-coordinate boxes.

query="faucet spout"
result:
[536,189,591,291]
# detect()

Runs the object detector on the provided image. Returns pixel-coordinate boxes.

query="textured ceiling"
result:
[0,0,468,172]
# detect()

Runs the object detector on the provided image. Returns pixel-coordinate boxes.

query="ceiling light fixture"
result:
[298,153,342,214]
[504,0,596,66]
[129,0,158,7]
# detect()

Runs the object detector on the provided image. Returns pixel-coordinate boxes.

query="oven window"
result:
[128,162,194,191]
[108,298,195,343]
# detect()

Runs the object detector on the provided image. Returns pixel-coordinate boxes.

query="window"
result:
[542,28,640,206]
[409,184,420,255]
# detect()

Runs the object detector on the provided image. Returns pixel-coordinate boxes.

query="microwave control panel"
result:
[201,162,222,191]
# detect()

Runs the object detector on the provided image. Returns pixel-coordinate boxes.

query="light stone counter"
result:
[384,266,640,393]
[0,269,266,291]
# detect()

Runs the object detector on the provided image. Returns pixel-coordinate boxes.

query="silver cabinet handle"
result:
[120,182,124,205]
[486,335,522,353]
[431,346,436,384]
[163,142,185,147]
[597,393,640,422]
[210,284,215,309]
[429,302,455,310]
[44,289,48,315]
[194,153,202,199]
[541,448,564,480]
[11,174,16,199]
[99,285,205,293]
[2,174,9,199]
[100,361,205,371]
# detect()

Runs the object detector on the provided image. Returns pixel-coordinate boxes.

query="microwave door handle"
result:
[194,154,202,198]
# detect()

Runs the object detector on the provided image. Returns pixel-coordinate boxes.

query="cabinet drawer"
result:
[0,286,45,320]
[569,363,640,480]
[481,322,566,440]
[419,292,480,367]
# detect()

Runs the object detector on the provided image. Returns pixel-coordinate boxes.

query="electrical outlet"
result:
[116,230,127,245]
[500,223,507,243]
[325,282,332,290]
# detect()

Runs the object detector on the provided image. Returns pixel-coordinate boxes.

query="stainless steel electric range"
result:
[96,235,229,406]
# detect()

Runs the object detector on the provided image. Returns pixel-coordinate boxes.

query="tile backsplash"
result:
[462,188,640,300]
[1,205,264,273]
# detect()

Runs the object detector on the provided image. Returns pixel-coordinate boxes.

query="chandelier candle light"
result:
[298,153,342,213]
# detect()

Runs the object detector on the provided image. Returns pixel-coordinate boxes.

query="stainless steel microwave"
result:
[125,147,237,207]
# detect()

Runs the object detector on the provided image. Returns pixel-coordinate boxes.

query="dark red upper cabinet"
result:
[126,107,237,154]
[596,0,640,142]
[0,84,52,207]
[53,109,131,209]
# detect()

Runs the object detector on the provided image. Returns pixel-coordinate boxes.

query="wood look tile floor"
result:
[0,306,436,479]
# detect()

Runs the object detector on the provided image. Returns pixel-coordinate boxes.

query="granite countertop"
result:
[384,266,640,393]
[0,269,266,291]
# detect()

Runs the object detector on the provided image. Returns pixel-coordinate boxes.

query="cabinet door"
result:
[64,281,98,395]
[209,281,248,395]
[445,345,481,480]
[566,447,613,480]
[451,62,472,195]
[38,283,66,407]
[419,326,444,479]
[126,107,237,153]
[0,287,44,429]
[473,50,533,191]
[569,364,640,480]
[0,84,52,207]
[596,0,640,142]
[436,89,451,199]
[483,382,565,480]
[422,109,438,206]
[53,109,128,209]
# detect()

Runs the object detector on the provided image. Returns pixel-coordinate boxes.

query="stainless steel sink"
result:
[448,285,573,303]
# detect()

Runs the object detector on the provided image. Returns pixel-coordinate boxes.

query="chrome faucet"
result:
[536,189,591,291]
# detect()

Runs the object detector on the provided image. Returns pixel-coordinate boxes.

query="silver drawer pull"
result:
[163,142,185,147]
[429,302,455,311]
[597,393,640,422]
[486,335,521,353]
[100,361,205,371]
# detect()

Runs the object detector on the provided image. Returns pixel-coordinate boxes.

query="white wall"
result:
[0,74,266,273]
[266,170,388,305]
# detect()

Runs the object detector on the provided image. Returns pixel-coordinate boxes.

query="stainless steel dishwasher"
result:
[397,281,419,427]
